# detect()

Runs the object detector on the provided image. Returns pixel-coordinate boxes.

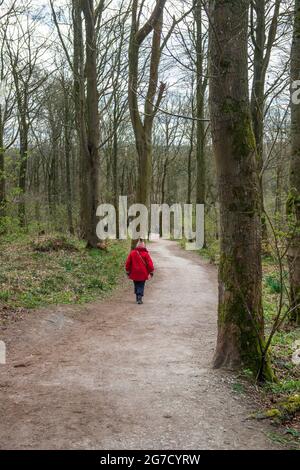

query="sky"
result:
[0,0,293,129]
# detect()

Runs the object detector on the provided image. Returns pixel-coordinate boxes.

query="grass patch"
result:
[232,382,245,394]
[262,260,300,382]
[265,380,300,395]
[265,274,282,294]
[0,233,129,318]
[266,430,300,449]
[178,236,220,263]
[31,235,79,253]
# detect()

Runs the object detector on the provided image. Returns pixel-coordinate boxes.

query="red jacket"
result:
[125,246,154,281]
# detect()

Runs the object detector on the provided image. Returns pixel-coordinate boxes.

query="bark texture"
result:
[209,0,272,379]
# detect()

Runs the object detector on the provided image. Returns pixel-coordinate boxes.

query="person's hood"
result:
[135,246,148,252]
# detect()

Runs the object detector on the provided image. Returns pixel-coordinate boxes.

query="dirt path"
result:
[0,240,279,449]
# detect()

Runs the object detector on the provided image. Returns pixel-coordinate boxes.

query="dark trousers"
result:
[134,281,145,298]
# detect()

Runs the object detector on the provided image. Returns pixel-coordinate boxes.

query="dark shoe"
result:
[137,298,143,305]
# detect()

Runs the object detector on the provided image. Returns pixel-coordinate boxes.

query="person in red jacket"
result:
[125,238,154,304]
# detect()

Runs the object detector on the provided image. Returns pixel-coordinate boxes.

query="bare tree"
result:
[250,0,281,239]
[195,0,207,207]
[128,0,167,215]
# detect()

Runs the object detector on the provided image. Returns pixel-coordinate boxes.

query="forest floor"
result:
[1,239,297,450]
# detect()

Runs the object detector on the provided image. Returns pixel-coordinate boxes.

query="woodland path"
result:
[0,240,280,449]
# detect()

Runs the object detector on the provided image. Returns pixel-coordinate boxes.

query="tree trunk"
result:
[48,118,59,222]
[112,103,119,237]
[274,148,283,217]
[63,81,75,235]
[73,0,100,247]
[81,0,101,248]
[18,121,29,227]
[187,149,192,205]
[73,0,87,238]
[250,0,267,239]
[288,0,300,324]
[250,0,280,241]
[34,157,41,229]
[0,113,5,218]
[209,0,272,380]
[195,0,206,206]
[187,117,195,205]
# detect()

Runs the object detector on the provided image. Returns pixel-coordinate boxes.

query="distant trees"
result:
[5,9,47,226]
[152,95,185,205]
[164,0,209,231]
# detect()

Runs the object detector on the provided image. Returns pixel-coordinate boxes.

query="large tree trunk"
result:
[288,0,300,325]
[209,0,272,379]
[73,0,100,247]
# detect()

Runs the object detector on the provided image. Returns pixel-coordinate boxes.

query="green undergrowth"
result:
[251,394,300,424]
[262,260,300,384]
[0,232,129,318]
